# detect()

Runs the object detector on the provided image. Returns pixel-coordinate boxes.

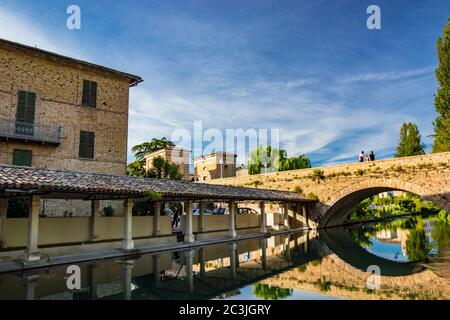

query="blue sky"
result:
[0,0,449,166]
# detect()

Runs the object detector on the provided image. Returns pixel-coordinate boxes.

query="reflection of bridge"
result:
[0,227,430,300]
[213,152,450,228]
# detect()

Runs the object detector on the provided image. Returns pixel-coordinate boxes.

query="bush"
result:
[103,205,115,217]
[307,192,319,201]
[292,185,304,195]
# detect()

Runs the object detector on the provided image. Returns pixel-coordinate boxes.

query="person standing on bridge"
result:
[359,151,365,162]
[369,151,375,161]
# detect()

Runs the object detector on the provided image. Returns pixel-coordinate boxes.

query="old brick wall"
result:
[0,43,130,175]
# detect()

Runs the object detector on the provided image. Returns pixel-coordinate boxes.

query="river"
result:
[0,213,448,300]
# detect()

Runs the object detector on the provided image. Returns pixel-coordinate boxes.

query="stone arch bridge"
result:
[212,152,450,228]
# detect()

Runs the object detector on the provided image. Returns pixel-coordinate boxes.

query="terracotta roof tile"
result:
[0,165,311,202]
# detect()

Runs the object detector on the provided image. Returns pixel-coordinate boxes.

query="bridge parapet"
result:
[210,152,450,227]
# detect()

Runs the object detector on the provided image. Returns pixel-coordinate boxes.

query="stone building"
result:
[0,38,142,215]
[0,38,142,173]
[194,152,237,181]
[144,147,192,180]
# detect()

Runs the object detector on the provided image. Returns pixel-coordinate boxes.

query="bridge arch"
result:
[318,178,450,227]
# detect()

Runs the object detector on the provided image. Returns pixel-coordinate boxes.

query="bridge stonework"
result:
[211,152,450,228]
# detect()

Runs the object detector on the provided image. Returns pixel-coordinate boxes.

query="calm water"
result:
[0,214,449,300]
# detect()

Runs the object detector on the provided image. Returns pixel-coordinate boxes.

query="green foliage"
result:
[7,199,28,218]
[355,169,365,176]
[433,18,450,152]
[309,169,325,182]
[143,189,163,201]
[405,228,430,262]
[432,210,450,248]
[348,193,441,222]
[252,283,293,300]
[127,138,176,177]
[395,122,425,157]
[248,145,311,175]
[131,137,175,161]
[306,192,319,201]
[103,205,115,217]
[146,156,183,180]
[292,185,304,195]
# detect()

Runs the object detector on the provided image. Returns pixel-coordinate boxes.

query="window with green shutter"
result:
[79,131,95,159]
[12,149,32,167]
[16,91,36,123]
[82,80,97,107]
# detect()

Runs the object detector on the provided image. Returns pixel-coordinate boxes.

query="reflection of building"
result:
[144,147,191,180]
[0,39,142,174]
[194,152,237,181]
[375,228,409,256]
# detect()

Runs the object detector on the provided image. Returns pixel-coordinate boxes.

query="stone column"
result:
[153,254,161,288]
[302,203,309,228]
[228,201,236,237]
[229,242,237,279]
[184,200,194,243]
[122,260,134,300]
[293,203,298,229]
[198,202,205,233]
[283,202,289,230]
[121,199,134,250]
[0,198,8,248]
[185,249,194,293]
[90,200,100,241]
[259,201,267,234]
[260,238,267,271]
[24,195,41,262]
[153,201,161,236]
[22,274,39,300]
[199,248,206,278]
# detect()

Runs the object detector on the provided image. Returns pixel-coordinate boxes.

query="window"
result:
[16,91,36,123]
[12,149,32,167]
[79,131,95,159]
[82,80,97,107]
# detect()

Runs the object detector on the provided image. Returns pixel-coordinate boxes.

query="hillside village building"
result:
[194,152,237,181]
[0,38,142,216]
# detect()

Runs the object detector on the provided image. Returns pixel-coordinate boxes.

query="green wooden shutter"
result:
[89,81,97,107]
[25,92,36,123]
[12,149,32,167]
[16,91,36,123]
[82,80,97,107]
[79,131,95,158]
[16,91,27,122]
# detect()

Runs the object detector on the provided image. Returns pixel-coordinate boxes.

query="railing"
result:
[0,118,61,145]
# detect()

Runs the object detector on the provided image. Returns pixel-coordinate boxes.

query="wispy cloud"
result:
[221,78,315,97]
[341,66,434,83]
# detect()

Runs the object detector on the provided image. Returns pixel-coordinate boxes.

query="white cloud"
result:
[341,66,434,83]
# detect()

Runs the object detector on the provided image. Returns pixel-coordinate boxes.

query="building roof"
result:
[194,152,237,161]
[144,147,191,159]
[0,164,312,203]
[0,38,143,86]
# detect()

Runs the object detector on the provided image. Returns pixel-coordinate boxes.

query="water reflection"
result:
[0,214,449,300]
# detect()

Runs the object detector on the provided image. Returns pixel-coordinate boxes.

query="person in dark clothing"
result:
[369,151,375,161]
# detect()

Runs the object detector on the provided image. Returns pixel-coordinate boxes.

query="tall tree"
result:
[131,137,175,161]
[127,137,175,177]
[395,122,425,157]
[248,145,311,175]
[433,18,450,153]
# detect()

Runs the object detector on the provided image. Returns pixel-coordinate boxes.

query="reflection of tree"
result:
[253,283,293,300]
[431,211,450,248]
[406,229,430,262]
[349,228,373,247]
